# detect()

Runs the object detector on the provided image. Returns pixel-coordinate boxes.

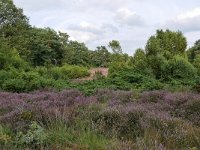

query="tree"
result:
[193,55,200,75]
[147,54,168,79]
[131,49,146,66]
[0,0,29,30]
[145,29,187,59]
[27,27,65,66]
[191,40,200,75]
[129,48,151,74]
[63,41,91,66]
[0,37,28,70]
[145,29,188,79]
[167,56,197,80]
[187,39,200,63]
[108,40,122,54]
[0,0,30,59]
[91,46,110,67]
[58,31,69,45]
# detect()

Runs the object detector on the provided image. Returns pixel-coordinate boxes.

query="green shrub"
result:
[0,41,30,71]
[108,62,128,75]
[147,55,169,79]
[49,64,89,80]
[193,55,200,76]
[0,69,54,92]
[15,122,47,147]
[167,56,197,80]
[108,68,163,91]
[2,78,27,92]
[35,66,48,77]
[0,125,12,146]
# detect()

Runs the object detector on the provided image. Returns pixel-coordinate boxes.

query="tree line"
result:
[1,0,200,93]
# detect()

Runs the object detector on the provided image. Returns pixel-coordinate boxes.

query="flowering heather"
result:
[1,89,200,126]
[0,89,97,127]
[0,89,200,149]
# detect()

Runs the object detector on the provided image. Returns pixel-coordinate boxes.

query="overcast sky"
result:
[13,0,200,55]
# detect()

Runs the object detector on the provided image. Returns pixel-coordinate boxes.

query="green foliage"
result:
[145,30,189,80]
[108,40,122,54]
[131,49,146,67]
[109,68,163,91]
[48,64,89,80]
[0,0,30,59]
[0,64,90,92]
[108,61,128,75]
[0,125,12,146]
[145,35,161,56]
[146,29,187,58]
[0,69,53,92]
[187,39,200,63]
[27,27,65,66]
[0,38,29,70]
[15,121,47,147]
[167,56,197,80]
[0,0,28,28]
[193,55,200,75]
[147,54,168,80]
[91,46,110,67]
[63,41,92,66]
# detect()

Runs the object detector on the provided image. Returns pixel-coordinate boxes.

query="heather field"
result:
[0,89,200,149]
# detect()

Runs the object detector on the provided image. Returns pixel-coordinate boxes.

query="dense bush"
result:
[167,56,197,80]
[15,121,47,148]
[0,64,90,92]
[0,41,29,70]
[108,61,128,75]
[0,69,54,92]
[48,64,89,80]
[109,68,163,91]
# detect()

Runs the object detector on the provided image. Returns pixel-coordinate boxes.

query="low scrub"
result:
[48,64,90,80]
[0,90,200,149]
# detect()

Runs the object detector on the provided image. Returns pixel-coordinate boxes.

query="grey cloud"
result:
[101,23,119,33]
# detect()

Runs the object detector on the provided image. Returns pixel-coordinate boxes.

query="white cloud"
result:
[177,8,200,20]
[59,21,119,44]
[115,8,145,27]
[167,8,200,32]
[63,29,98,43]
[68,21,118,34]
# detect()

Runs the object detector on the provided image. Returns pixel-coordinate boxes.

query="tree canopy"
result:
[145,29,187,59]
